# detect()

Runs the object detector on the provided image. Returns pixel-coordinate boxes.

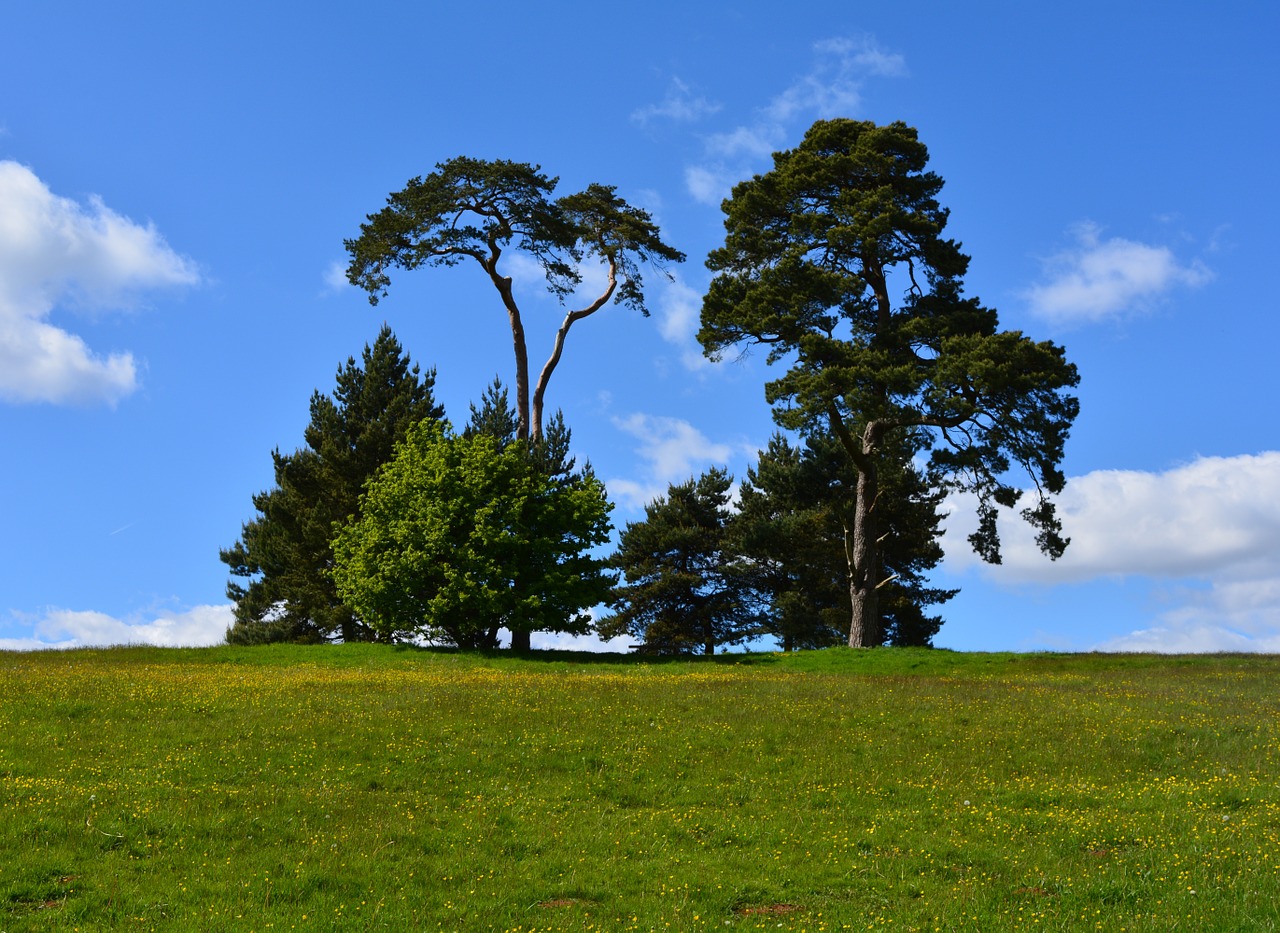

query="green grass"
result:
[2,646,1279,931]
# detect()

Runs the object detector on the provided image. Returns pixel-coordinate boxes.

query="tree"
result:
[331,421,614,648]
[602,468,756,655]
[220,326,444,644]
[461,377,597,649]
[344,157,685,442]
[700,119,1080,647]
[733,431,954,650]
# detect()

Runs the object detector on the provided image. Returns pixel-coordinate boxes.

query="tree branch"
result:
[531,259,619,439]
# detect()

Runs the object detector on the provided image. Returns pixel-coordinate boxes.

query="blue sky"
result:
[2,2,1277,652]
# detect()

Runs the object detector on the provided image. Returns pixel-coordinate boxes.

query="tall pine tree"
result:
[734,432,955,649]
[221,326,444,643]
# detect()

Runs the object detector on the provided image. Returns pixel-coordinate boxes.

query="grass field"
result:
[2,645,1278,931]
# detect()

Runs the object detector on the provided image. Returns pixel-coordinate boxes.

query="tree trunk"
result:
[847,451,881,647]
[830,415,884,648]
[490,273,532,441]
[509,628,531,652]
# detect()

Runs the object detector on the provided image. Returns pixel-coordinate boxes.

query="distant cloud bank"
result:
[1,604,232,651]
[943,451,1280,652]
[0,161,199,405]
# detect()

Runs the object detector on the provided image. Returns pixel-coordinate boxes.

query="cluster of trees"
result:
[602,433,955,653]
[222,333,612,648]
[222,120,1079,652]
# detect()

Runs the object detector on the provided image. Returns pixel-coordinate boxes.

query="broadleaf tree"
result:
[344,158,686,443]
[221,326,444,643]
[331,420,614,648]
[699,119,1080,647]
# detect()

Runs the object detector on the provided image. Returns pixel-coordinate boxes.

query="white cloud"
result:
[607,413,736,508]
[1095,574,1280,653]
[0,161,199,405]
[632,77,721,125]
[1023,222,1212,325]
[684,165,735,207]
[529,624,632,654]
[942,452,1280,652]
[652,273,716,372]
[820,36,908,78]
[765,36,904,122]
[705,126,780,160]
[683,35,905,206]
[322,259,350,293]
[1,604,232,651]
[943,452,1280,584]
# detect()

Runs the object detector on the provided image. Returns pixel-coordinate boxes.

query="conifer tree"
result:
[221,326,443,643]
[603,468,756,655]
[462,378,595,649]
[733,432,955,649]
[701,119,1079,646]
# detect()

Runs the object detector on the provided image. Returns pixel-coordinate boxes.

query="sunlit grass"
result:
[2,645,1279,930]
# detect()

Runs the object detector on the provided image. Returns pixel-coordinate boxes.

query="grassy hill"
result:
[2,645,1278,930]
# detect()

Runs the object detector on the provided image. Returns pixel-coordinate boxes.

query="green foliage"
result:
[331,421,613,648]
[603,468,757,654]
[344,156,685,440]
[700,119,1079,644]
[734,431,955,649]
[220,326,443,644]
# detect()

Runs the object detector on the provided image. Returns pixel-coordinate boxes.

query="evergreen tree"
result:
[462,378,593,649]
[221,326,443,644]
[700,119,1079,645]
[734,432,955,649]
[345,158,684,442]
[602,468,756,655]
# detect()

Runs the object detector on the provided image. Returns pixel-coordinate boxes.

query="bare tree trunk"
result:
[846,462,880,647]
[829,410,885,648]
[497,280,532,441]
[510,628,531,652]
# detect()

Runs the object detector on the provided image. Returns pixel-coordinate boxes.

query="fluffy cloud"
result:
[0,604,232,651]
[1022,222,1211,325]
[653,273,716,371]
[684,165,735,207]
[683,35,906,206]
[942,452,1280,652]
[0,161,199,405]
[529,610,631,653]
[607,413,737,508]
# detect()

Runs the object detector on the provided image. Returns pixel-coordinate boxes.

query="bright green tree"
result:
[700,119,1079,647]
[331,421,613,648]
[601,468,757,655]
[220,327,443,644]
[344,157,685,444]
